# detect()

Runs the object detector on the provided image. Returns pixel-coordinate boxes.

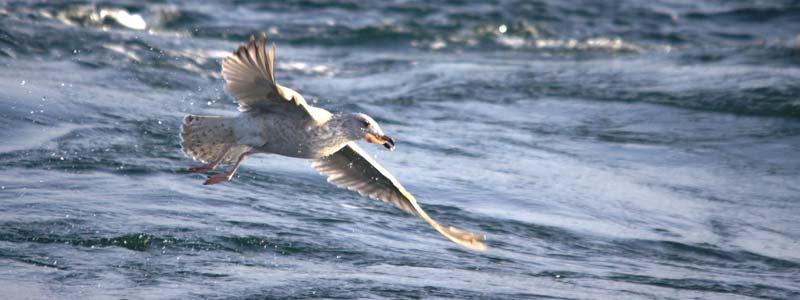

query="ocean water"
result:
[1,0,799,299]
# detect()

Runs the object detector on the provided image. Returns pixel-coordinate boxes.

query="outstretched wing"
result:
[221,33,310,116]
[312,143,487,251]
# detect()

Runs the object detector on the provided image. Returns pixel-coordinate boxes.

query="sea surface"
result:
[1,1,799,299]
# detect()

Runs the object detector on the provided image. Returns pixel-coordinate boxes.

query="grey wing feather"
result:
[221,33,308,114]
[312,143,488,251]
[313,143,418,214]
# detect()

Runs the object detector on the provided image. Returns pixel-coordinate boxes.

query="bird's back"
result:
[234,107,342,159]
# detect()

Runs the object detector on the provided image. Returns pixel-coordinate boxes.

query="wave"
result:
[0,3,646,57]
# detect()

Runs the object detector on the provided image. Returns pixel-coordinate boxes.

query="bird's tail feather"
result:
[180,115,239,163]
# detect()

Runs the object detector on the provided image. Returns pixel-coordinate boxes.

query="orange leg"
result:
[203,151,250,185]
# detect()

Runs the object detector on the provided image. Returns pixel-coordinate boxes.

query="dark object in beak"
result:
[383,136,396,150]
[365,133,396,150]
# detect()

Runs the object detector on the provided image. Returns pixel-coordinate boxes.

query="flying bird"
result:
[180,33,486,251]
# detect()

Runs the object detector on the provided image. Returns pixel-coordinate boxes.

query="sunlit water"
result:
[1,1,799,299]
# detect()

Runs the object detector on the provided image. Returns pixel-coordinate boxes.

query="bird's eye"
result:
[361,120,370,127]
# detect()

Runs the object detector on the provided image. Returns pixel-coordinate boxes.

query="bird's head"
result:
[341,113,395,151]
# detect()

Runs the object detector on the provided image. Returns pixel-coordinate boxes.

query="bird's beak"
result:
[364,133,395,151]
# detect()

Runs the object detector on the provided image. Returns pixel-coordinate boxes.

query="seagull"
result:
[180,33,486,251]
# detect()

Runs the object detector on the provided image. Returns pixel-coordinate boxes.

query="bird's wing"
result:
[312,142,487,251]
[222,33,315,117]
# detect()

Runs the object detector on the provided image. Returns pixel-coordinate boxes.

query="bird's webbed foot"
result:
[203,172,232,185]
[189,164,216,173]
[201,150,250,185]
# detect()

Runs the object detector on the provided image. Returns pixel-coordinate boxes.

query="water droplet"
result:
[207,101,212,106]
[498,24,507,33]
[157,120,162,125]
[60,156,64,161]
[20,80,25,85]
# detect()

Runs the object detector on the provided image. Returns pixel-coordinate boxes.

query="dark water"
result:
[1,0,799,299]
